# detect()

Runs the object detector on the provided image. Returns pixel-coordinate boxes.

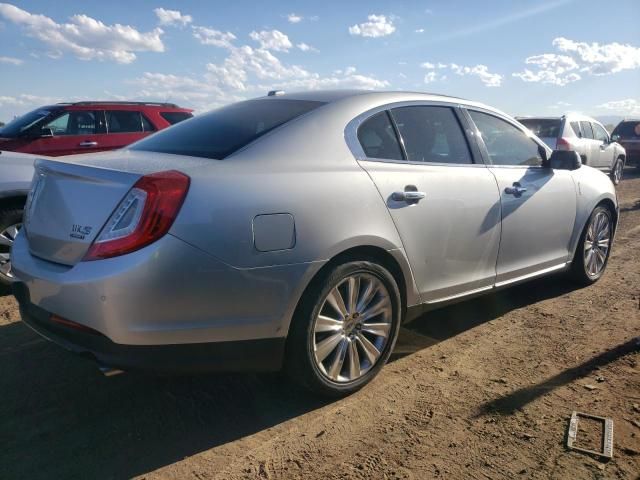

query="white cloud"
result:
[553,37,640,75]
[192,26,236,49]
[415,28,425,33]
[424,71,438,84]
[154,8,192,27]
[0,93,59,108]
[349,14,395,38]
[514,37,640,86]
[597,99,640,116]
[0,55,23,65]
[297,42,318,52]
[249,29,292,52]
[513,53,581,86]
[421,62,502,87]
[287,13,302,23]
[0,3,164,64]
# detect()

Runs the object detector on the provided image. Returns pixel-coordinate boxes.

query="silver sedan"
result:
[11,91,618,396]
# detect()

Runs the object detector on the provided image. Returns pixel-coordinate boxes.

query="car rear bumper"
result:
[11,231,321,347]
[14,284,285,373]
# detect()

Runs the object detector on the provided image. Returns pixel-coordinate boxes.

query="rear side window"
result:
[43,111,103,136]
[131,99,325,159]
[612,121,640,139]
[391,106,472,164]
[591,123,608,142]
[469,110,543,167]
[570,121,582,137]
[107,111,154,133]
[518,119,561,139]
[160,111,193,125]
[357,111,404,160]
[580,121,594,139]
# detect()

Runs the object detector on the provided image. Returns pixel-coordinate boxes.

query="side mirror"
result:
[39,127,54,138]
[549,150,581,170]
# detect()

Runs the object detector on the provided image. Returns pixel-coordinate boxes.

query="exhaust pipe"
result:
[98,365,124,377]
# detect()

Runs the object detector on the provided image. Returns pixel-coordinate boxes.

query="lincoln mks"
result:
[11,91,618,396]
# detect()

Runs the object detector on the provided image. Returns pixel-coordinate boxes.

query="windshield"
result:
[0,107,59,138]
[518,118,561,139]
[130,99,326,160]
[612,121,640,139]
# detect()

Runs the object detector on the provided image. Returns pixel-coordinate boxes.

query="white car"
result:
[517,114,626,185]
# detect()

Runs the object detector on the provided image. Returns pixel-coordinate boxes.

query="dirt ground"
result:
[1,170,639,480]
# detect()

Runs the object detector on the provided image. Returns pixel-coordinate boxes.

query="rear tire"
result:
[285,260,402,397]
[610,158,624,185]
[570,205,613,286]
[0,207,23,286]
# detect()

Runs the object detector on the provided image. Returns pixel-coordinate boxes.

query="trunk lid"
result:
[25,159,142,265]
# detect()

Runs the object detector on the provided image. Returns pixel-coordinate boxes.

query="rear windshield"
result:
[518,118,561,139]
[160,111,193,125]
[612,121,640,139]
[130,99,325,159]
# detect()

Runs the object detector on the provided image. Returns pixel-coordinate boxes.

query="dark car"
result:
[0,101,193,157]
[611,119,640,168]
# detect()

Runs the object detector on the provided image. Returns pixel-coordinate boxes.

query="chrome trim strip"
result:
[494,262,569,288]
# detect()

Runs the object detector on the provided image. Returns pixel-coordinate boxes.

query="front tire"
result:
[286,260,402,397]
[0,207,23,286]
[570,205,613,285]
[610,158,624,185]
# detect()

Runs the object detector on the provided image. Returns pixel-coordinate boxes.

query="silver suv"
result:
[517,114,626,185]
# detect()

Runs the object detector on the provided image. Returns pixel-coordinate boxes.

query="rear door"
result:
[352,103,502,303]
[99,110,157,150]
[466,109,577,285]
[35,110,106,156]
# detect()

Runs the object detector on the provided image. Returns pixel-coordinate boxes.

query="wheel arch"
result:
[282,244,419,340]
[0,191,28,211]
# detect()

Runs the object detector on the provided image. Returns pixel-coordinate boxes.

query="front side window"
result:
[357,111,404,160]
[469,110,543,167]
[131,99,325,160]
[591,123,609,143]
[43,111,101,136]
[580,121,594,139]
[391,106,472,164]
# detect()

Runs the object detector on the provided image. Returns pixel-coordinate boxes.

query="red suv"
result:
[0,101,193,156]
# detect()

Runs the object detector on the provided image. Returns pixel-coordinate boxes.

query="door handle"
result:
[79,141,98,147]
[392,187,426,203]
[504,182,527,198]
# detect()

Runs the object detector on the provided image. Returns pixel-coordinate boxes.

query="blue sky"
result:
[0,0,638,122]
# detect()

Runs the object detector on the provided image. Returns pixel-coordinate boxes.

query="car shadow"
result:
[392,273,580,359]
[1,274,582,480]
[476,337,640,416]
[0,283,11,297]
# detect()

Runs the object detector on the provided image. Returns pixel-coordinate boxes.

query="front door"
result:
[354,105,502,303]
[36,110,106,156]
[467,109,577,285]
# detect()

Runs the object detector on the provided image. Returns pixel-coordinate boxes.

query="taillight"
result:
[556,137,571,150]
[84,170,190,261]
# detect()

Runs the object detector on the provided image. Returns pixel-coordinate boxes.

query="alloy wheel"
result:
[312,273,392,383]
[583,212,610,278]
[0,223,21,281]
[614,161,623,184]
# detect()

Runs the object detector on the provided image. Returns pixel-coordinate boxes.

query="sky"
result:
[0,0,639,122]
